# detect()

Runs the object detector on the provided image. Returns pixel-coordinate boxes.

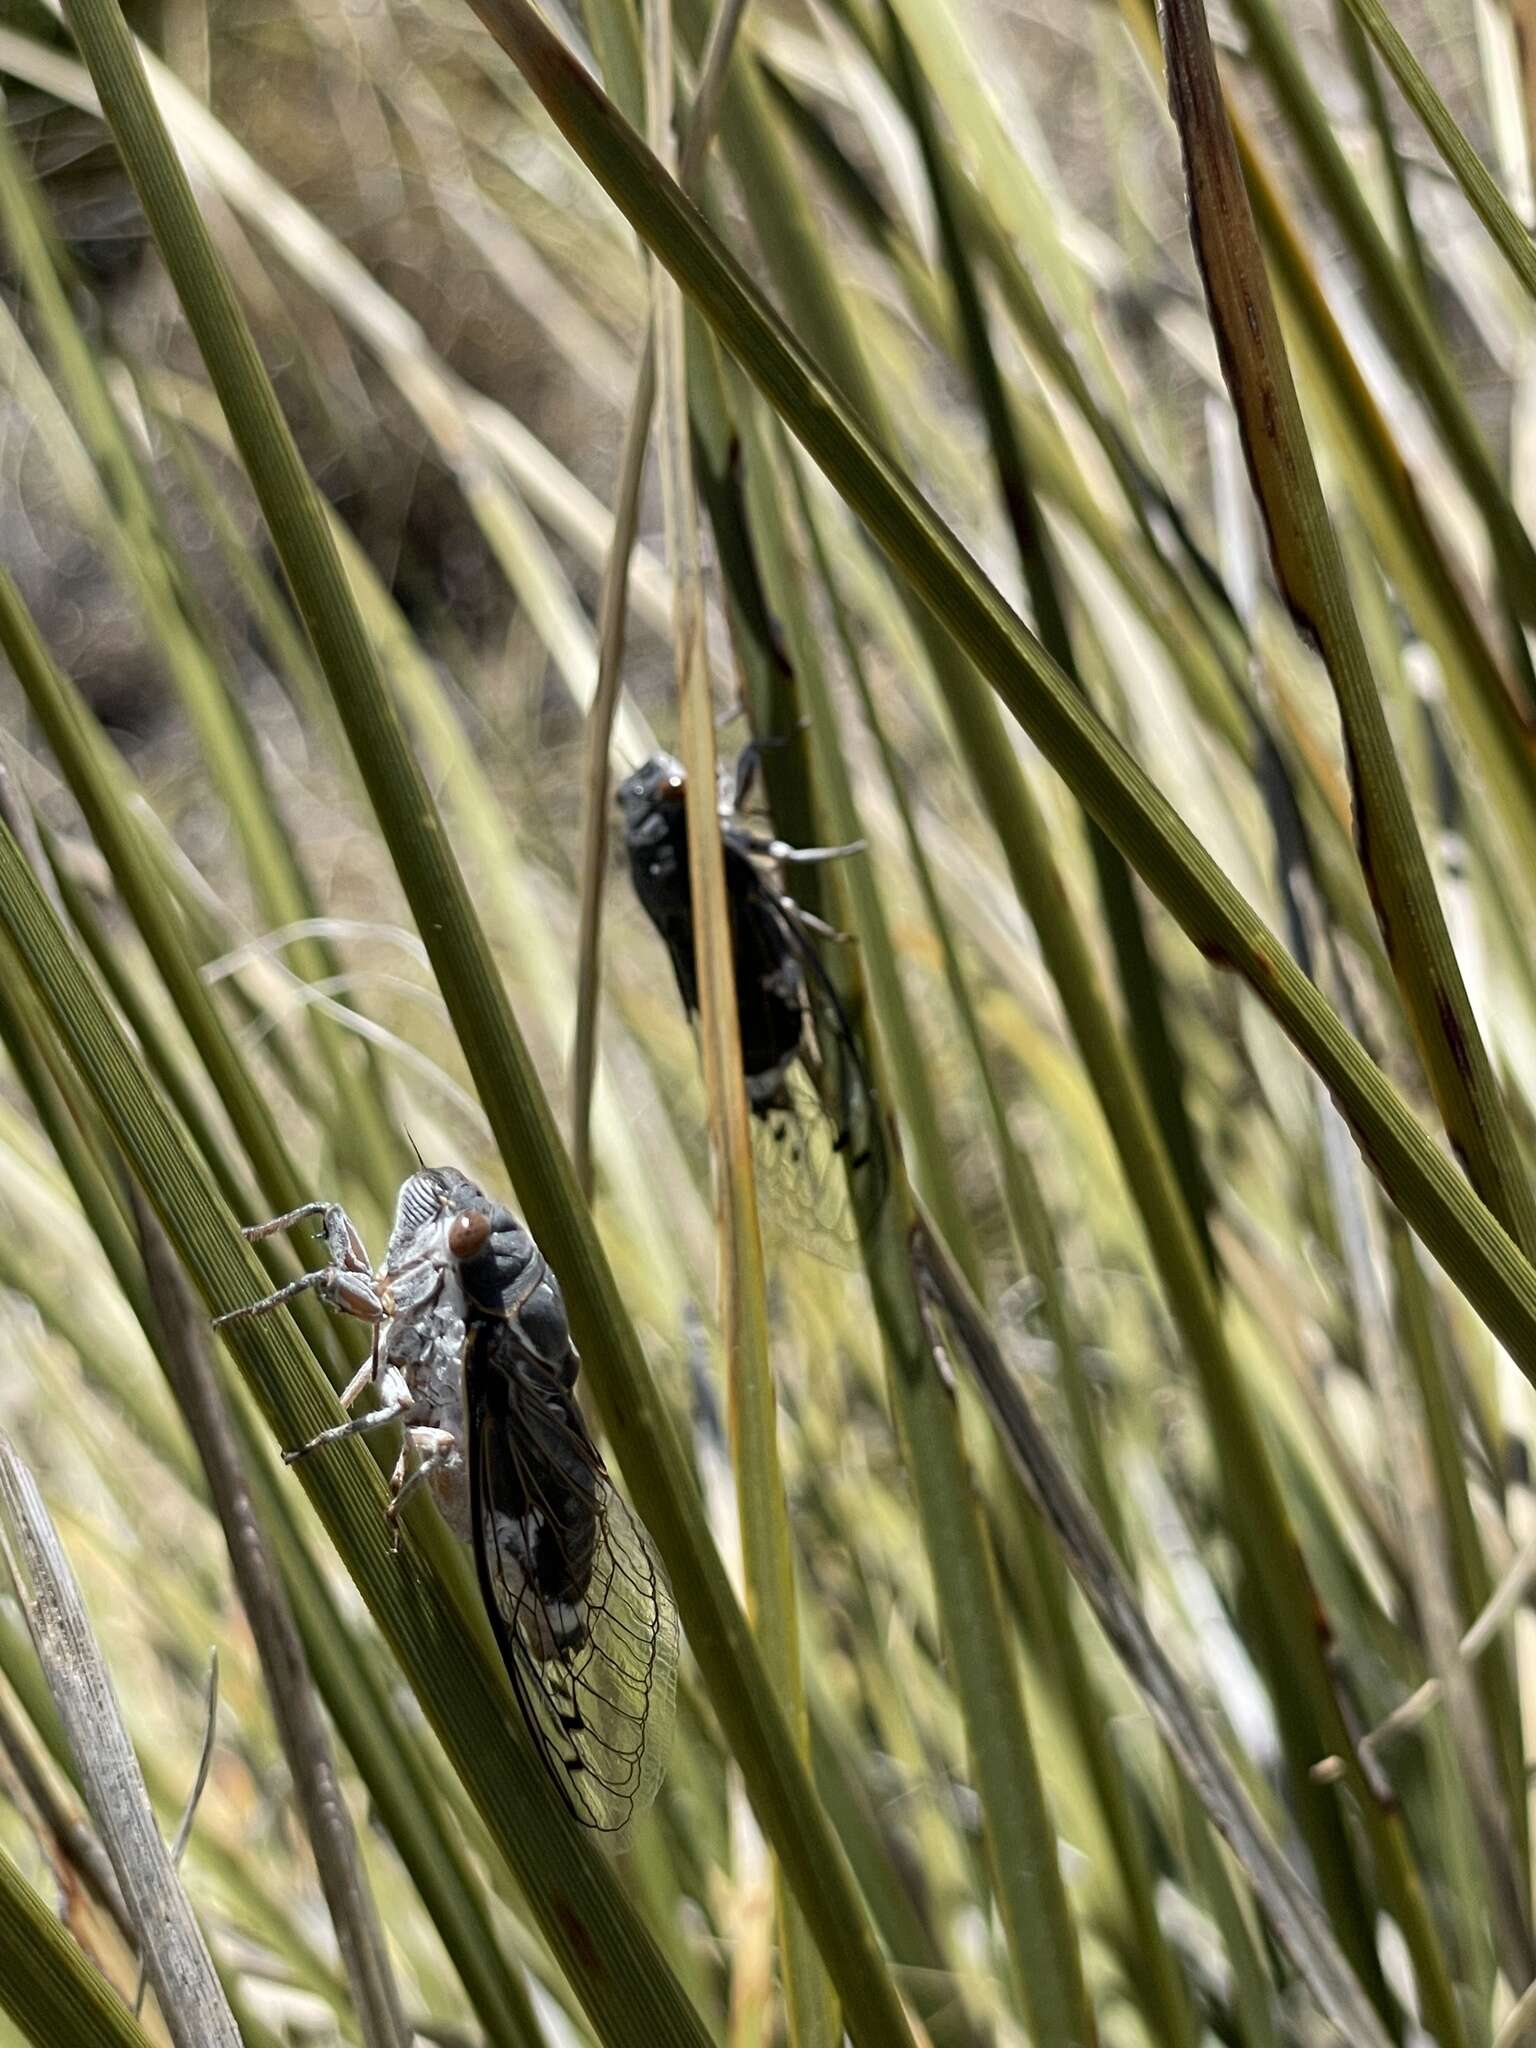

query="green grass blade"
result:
[0,814,715,2048]
[0,1847,159,2048]
[39,0,917,2030]
[458,0,1536,1412]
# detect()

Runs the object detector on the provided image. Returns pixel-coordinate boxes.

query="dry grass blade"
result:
[130,1647,218,2021]
[0,1431,242,2048]
[133,1194,413,2048]
[1155,0,1536,1268]
[644,1,835,2035]
[910,1222,1393,2048]
[570,0,754,1199]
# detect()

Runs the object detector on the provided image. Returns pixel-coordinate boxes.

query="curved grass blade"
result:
[3,0,918,2026]
[456,0,1536,1416]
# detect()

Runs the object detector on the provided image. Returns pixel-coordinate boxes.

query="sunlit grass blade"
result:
[570,0,751,1201]
[644,1,836,2037]
[38,0,918,2028]
[459,0,1536,1405]
[0,814,715,2047]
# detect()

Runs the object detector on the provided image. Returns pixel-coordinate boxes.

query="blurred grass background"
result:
[2,0,1536,2042]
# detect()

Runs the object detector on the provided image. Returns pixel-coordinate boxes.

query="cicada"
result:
[215,1167,678,1844]
[616,749,886,1249]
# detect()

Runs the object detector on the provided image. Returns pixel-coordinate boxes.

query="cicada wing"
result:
[468,1353,678,1848]
[752,1059,864,1264]
[751,892,889,1264]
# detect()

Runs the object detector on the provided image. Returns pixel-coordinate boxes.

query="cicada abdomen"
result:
[463,1269,678,1843]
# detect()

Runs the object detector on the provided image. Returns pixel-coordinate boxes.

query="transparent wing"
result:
[753,1059,864,1264]
[468,1352,678,1848]
[751,891,888,1264]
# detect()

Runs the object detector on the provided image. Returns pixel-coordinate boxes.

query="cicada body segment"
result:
[217,1167,678,1846]
[617,752,805,1104]
[464,1251,678,1844]
[616,750,886,1253]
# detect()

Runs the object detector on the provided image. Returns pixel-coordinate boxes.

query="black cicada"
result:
[616,749,885,1249]
[215,1168,678,1843]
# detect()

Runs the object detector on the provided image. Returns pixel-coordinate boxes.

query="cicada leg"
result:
[734,827,865,872]
[214,1202,382,1329]
[386,1426,463,1552]
[215,1201,405,1467]
[285,1362,415,1468]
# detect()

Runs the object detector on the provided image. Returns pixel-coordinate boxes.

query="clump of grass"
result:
[2,0,1536,2043]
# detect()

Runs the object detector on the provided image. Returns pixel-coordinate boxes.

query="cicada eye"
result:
[448,1209,491,1260]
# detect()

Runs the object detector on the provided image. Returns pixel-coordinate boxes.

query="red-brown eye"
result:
[448,1209,491,1260]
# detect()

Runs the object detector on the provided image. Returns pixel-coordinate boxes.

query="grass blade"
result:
[0,1432,242,2048]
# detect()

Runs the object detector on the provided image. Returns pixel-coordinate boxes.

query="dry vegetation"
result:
[1,0,1536,2044]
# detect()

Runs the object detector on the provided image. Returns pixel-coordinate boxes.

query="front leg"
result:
[214,1201,382,1329]
[285,1363,415,1467]
[737,827,865,869]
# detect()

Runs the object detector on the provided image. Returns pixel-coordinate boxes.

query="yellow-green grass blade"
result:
[40,0,918,2029]
[645,4,835,2038]
[0,814,717,2048]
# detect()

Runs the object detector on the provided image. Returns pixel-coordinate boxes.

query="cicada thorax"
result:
[619,758,807,1103]
[618,749,888,1258]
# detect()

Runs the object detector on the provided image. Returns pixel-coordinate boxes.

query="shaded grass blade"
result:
[5,0,918,2024]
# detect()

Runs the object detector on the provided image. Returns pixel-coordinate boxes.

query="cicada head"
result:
[386,1165,468,1263]
[615,752,686,849]
[385,1166,529,1281]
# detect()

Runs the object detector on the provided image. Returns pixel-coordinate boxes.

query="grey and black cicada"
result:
[215,1167,678,1844]
[617,748,886,1252]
